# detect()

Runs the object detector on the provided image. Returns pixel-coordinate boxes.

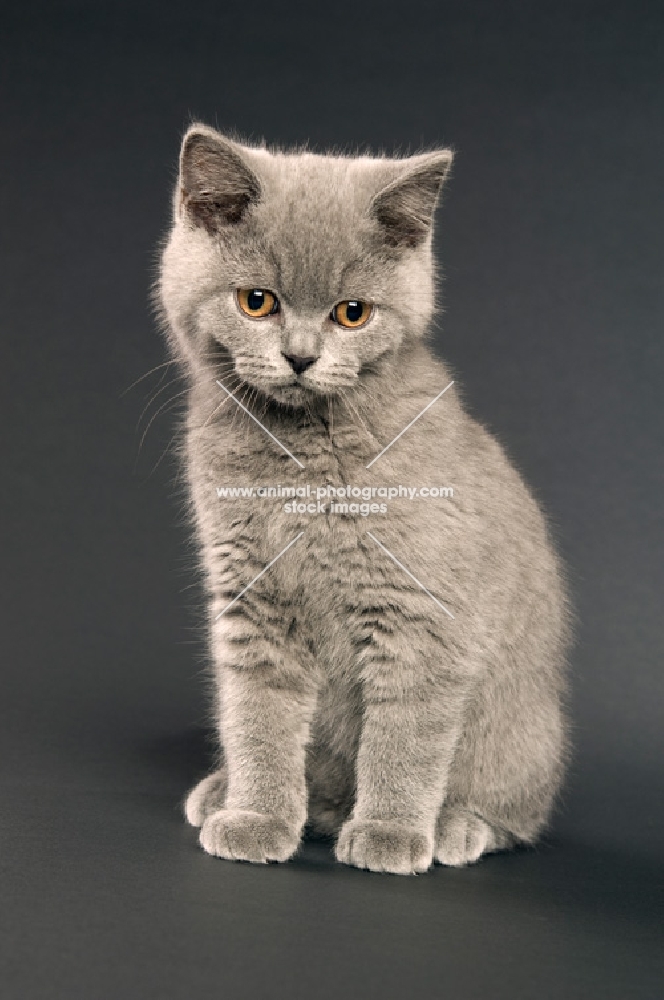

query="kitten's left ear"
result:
[178,124,262,234]
[370,150,454,250]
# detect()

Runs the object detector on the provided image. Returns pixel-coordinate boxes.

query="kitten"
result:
[156,123,571,874]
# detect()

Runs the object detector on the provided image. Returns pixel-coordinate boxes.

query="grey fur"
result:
[156,123,571,874]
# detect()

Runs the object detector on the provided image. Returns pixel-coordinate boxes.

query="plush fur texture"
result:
[156,123,571,874]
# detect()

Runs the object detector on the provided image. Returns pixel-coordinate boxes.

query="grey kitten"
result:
[156,123,571,874]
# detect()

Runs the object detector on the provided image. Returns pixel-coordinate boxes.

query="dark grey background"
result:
[1,1,662,997]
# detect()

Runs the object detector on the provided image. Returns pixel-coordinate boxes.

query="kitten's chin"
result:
[262,382,340,407]
[237,374,354,407]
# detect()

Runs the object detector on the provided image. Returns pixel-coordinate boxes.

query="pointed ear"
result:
[178,125,262,234]
[369,150,454,249]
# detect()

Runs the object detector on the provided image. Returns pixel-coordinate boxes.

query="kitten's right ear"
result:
[178,125,261,234]
[369,150,454,250]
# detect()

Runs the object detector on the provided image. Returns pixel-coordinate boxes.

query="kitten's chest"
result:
[201,406,378,497]
[192,408,382,559]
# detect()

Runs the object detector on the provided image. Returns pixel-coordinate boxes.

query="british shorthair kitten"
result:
[156,123,570,874]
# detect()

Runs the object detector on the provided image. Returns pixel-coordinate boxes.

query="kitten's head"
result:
[159,124,453,406]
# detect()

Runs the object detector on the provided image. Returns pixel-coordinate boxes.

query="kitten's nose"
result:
[282,353,318,375]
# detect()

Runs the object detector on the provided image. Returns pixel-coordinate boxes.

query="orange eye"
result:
[330,299,372,329]
[237,288,279,318]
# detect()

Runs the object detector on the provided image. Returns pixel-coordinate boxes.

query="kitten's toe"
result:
[199,809,300,863]
[435,808,510,867]
[335,819,433,875]
[184,769,227,828]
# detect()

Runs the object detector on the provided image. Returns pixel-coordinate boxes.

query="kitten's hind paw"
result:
[434,808,512,867]
[199,809,300,864]
[184,769,227,828]
[335,819,433,875]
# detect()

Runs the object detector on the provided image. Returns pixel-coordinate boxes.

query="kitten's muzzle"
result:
[281,352,318,375]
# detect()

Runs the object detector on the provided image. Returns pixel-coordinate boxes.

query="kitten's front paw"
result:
[184,769,227,828]
[199,809,300,863]
[335,819,433,875]
[435,808,509,867]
